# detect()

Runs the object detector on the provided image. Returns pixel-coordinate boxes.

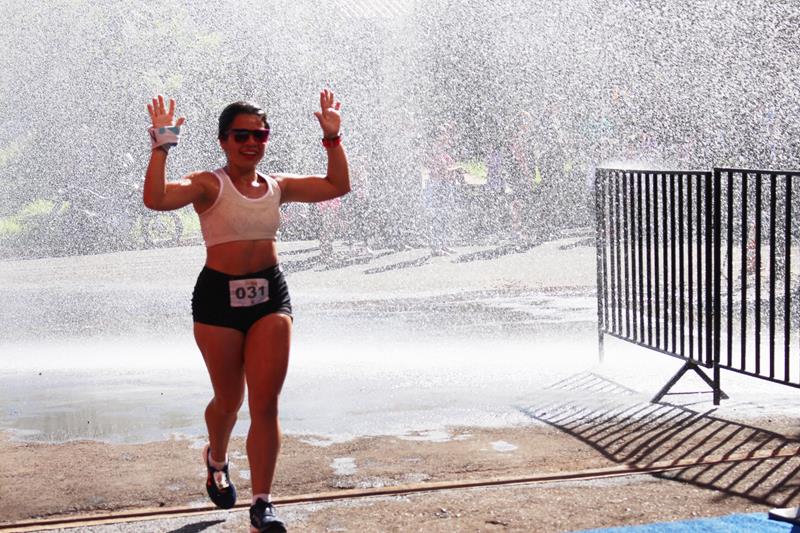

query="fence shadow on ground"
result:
[518,372,800,508]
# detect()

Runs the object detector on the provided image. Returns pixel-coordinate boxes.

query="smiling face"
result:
[219,113,269,169]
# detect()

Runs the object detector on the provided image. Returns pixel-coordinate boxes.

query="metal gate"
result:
[716,168,800,389]
[595,167,800,405]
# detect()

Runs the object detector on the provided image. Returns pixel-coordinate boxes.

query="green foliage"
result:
[18,199,55,218]
[0,217,22,237]
[0,198,54,237]
[460,160,488,179]
[460,160,488,185]
[0,137,29,168]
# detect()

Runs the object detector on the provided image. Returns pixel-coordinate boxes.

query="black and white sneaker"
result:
[203,444,237,509]
[250,498,287,533]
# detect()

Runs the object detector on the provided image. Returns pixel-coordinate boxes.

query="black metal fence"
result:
[595,167,800,405]
[716,168,800,388]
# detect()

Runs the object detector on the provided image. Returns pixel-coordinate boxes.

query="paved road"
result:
[0,239,604,444]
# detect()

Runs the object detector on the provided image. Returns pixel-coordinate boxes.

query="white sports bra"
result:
[198,168,281,247]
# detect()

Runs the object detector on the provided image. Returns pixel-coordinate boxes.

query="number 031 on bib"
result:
[229,278,270,308]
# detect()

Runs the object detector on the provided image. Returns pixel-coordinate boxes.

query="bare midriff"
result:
[204,239,279,275]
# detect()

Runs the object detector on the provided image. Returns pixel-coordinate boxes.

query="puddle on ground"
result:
[331,457,357,476]
[490,440,519,452]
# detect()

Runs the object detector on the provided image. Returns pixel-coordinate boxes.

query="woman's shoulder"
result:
[183,170,221,185]
[188,169,219,178]
[179,171,223,202]
[270,172,306,182]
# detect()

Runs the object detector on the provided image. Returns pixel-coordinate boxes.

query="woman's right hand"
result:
[143,95,205,212]
[147,95,186,129]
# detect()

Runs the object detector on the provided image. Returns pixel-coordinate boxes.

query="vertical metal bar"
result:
[741,172,748,370]
[611,172,620,334]
[637,173,645,342]
[601,171,610,337]
[755,172,762,374]
[687,173,694,360]
[611,171,622,334]
[726,170,734,367]
[697,173,704,362]
[606,172,615,335]
[679,174,685,357]
[670,172,677,353]
[769,173,777,379]
[654,173,661,349]
[662,172,670,353]
[595,168,607,363]
[785,173,792,383]
[623,172,631,338]
[705,171,714,368]
[630,173,639,341]
[646,172,653,345]
[712,169,722,404]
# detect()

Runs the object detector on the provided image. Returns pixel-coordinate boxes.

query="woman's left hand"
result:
[314,89,341,138]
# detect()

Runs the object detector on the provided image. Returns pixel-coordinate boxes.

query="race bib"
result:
[229,278,270,308]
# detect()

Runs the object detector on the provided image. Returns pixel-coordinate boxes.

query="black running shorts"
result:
[191,264,292,333]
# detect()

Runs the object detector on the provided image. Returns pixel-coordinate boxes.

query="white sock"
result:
[253,493,271,504]
[208,450,227,470]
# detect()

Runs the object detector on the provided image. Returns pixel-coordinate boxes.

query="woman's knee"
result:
[248,394,280,420]
[210,394,244,416]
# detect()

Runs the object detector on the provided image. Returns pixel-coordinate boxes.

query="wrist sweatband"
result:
[149,125,181,152]
[322,135,341,149]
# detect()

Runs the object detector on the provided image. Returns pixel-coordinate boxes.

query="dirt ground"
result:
[3,405,800,532]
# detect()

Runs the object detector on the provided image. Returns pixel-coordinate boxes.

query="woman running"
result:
[143,90,349,532]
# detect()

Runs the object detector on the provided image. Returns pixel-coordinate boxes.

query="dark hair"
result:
[218,101,269,139]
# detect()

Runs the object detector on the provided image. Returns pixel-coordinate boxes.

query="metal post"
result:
[595,169,607,363]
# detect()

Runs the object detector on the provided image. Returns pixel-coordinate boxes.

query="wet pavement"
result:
[2,237,799,446]
[0,238,601,443]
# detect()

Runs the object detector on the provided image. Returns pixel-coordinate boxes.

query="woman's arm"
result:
[143,151,208,211]
[142,96,207,211]
[278,90,351,203]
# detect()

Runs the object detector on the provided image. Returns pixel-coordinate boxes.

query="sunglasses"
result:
[225,128,270,143]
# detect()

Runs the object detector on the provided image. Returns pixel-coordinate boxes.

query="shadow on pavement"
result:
[166,519,226,533]
[453,241,542,263]
[363,253,431,274]
[280,245,318,256]
[318,250,395,271]
[282,254,322,273]
[558,237,594,250]
[518,372,800,508]
[283,248,422,274]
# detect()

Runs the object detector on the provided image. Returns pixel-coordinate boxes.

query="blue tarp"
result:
[572,513,799,533]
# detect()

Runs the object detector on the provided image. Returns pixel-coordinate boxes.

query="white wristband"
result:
[149,126,181,152]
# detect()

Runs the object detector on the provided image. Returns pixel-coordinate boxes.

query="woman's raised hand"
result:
[313,89,341,138]
[147,95,186,129]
